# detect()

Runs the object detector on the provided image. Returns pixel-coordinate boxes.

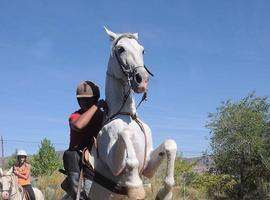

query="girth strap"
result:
[84,113,148,195]
[83,164,128,195]
[81,148,128,195]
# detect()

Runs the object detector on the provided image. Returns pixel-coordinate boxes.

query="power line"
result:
[3,139,67,146]
[2,139,204,156]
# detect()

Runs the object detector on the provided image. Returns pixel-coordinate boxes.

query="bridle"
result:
[105,34,152,173]
[106,34,154,122]
[0,174,18,199]
[112,34,154,80]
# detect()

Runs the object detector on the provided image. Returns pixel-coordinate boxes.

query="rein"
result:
[106,34,153,123]
[113,34,153,81]
[1,174,20,199]
[104,34,152,171]
[105,73,147,124]
[84,112,148,195]
[105,72,132,124]
[9,175,20,199]
[117,112,148,174]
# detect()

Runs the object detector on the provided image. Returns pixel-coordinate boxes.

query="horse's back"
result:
[33,187,44,200]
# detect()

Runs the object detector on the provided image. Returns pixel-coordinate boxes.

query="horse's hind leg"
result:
[142,139,177,200]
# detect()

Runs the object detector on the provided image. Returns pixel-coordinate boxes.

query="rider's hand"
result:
[96,99,108,113]
[13,169,18,174]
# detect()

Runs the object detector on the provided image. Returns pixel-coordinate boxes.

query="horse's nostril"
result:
[135,73,142,83]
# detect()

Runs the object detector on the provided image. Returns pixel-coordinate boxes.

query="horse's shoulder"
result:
[103,118,127,131]
[131,118,152,134]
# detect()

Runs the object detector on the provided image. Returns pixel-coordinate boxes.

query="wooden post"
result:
[1,136,4,168]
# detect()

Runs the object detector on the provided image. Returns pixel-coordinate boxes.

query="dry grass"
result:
[32,170,206,200]
[33,171,66,200]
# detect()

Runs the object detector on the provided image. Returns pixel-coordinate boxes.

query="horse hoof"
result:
[156,187,173,200]
[127,186,145,199]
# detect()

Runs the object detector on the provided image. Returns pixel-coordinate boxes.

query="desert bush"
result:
[33,170,65,200]
[192,173,236,199]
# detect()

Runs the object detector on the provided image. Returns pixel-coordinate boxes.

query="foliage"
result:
[30,138,62,177]
[29,153,204,200]
[207,92,270,199]
[174,156,196,186]
[192,173,236,198]
[6,149,18,169]
[33,170,66,200]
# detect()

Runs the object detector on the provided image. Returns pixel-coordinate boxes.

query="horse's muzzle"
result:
[132,77,148,93]
[132,68,149,93]
[1,191,10,200]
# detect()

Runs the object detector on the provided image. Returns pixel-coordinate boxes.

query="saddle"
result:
[18,185,31,200]
[60,146,144,197]
[81,147,129,195]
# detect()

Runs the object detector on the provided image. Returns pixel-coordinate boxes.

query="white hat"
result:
[17,150,27,156]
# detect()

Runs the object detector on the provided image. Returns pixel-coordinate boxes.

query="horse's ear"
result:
[0,168,3,176]
[133,33,139,40]
[104,26,118,41]
[6,167,13,175]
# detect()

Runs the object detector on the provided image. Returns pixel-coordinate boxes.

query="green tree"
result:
[7,149,18,169]
[207,92,270,199]
[31,138,62,176]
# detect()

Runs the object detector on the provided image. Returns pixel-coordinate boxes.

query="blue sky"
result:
[0,0,269,157]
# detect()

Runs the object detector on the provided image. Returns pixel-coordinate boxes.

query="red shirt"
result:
[69,109,103,150]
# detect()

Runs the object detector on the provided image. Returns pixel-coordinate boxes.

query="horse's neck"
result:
[106,58,136,117]
[10,175,23,200]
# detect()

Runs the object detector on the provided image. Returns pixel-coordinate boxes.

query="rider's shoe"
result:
[60,178,69,193]
[63,171,88,200]
[79,191,88,200]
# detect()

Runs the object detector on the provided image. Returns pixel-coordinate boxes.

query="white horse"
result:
[87,28,177,200]
[0,168,44,200]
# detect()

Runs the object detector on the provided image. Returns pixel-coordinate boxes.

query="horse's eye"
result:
[117,46,125,54]
[142,50,145,55]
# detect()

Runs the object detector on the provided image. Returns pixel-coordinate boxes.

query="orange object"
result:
[14,163,31,186]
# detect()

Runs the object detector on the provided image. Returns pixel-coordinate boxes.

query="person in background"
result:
[13,150,36,200]
[61,80,107,200]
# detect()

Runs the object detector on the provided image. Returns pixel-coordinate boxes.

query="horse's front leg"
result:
[118,128,145,199]
[104,128,145,199]
[142,139,177,200]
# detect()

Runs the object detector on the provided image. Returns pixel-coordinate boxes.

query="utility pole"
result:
[1,136,4,168]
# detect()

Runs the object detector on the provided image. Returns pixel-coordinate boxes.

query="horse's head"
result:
[0,168,14,200]
[105,27,153,93]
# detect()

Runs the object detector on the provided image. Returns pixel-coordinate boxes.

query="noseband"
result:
[0,175,16,198]
[106,34,153,122]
